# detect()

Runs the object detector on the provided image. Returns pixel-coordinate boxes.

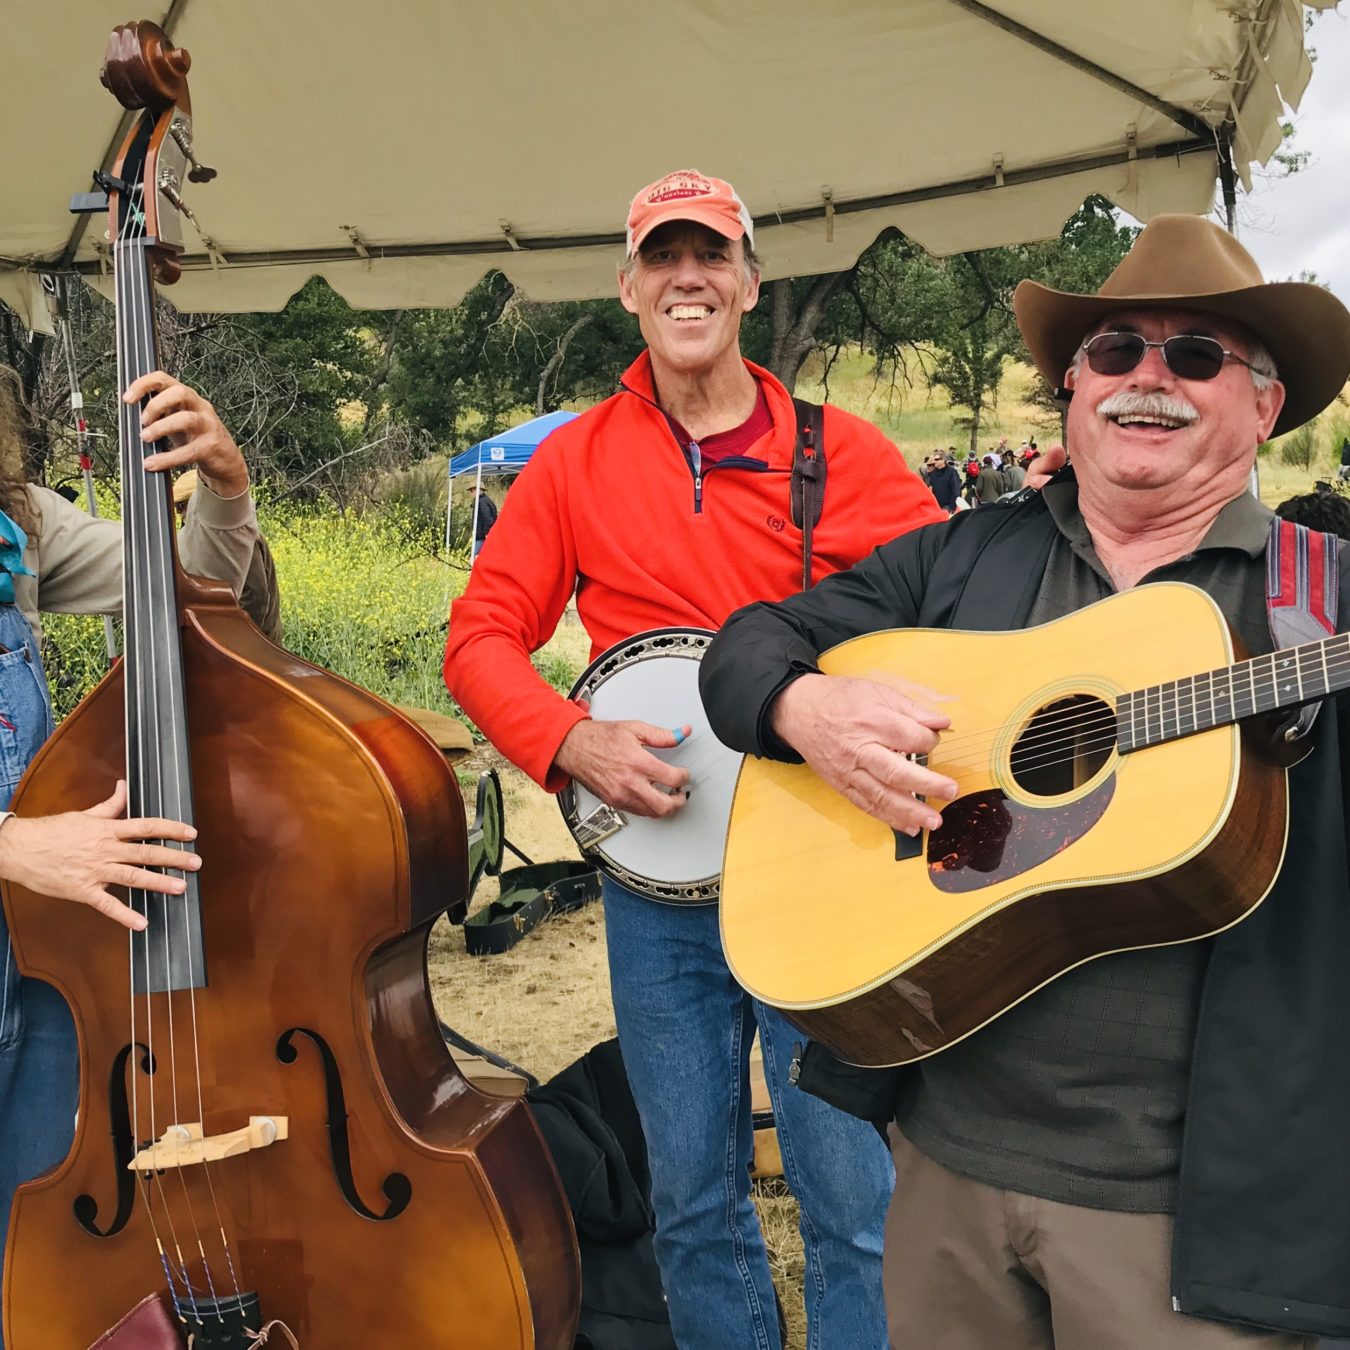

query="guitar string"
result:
[630,650,1350,790]
[931,697,1303,780]
[928,695,1322,783]
[903,643,1350,772]
[127,184,244,1322]
[930,665,1349,776]
[633,641,1350,785]
[910,649,1344,761]
[596,645,1348,800]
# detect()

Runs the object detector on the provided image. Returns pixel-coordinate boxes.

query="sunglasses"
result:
[1081,331,1261,382]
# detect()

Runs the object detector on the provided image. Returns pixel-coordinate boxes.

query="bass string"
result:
[116,212,197,1321]
[121,192,242,1327]
[132,212,238,1322]
[146,202,245,1318]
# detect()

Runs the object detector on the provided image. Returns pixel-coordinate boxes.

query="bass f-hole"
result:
[276,1028,412,1222]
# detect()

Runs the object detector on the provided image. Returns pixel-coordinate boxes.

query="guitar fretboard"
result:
[1117,632,1350,753]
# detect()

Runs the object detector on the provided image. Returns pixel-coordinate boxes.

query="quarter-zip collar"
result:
[618,350,802,473]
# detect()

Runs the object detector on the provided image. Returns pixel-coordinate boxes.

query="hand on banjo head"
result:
[554,717,693,818]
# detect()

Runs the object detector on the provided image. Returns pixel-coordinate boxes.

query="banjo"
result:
[557,628,742,904]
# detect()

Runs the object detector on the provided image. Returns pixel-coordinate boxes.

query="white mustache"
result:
[1095,390,1199,425]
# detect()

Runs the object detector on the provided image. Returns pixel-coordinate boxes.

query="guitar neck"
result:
[1118,631,1350,753]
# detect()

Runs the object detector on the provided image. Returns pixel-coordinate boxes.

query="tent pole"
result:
[941,0,1211,142]
[1218,131,1239,237]
[445,465,453,556]
[1214,128,1258,500]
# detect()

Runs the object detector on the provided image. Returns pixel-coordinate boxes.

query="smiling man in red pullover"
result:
[444,169,942,1350]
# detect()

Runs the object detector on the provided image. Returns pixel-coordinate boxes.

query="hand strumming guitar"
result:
[769,673,958,837]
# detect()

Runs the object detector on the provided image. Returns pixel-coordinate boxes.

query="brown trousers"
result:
[884,1130,1314,1350]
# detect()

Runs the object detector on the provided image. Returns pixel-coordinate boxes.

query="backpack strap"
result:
[789,398,827,589]
[1266,516,1340,742]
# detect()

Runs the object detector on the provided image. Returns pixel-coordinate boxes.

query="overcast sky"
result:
[1230,7,1350,302]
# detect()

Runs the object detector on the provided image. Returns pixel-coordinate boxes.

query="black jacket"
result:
[699,482,1350,1339]
[927,464,962,512]
[526,1039,675,1350]
[473,492,498,542]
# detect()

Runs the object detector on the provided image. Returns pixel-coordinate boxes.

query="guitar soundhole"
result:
[1009,694,1116,797]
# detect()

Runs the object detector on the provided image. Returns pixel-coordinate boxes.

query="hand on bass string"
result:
[125,370,250,499]
[0,781,200,931]
[554,718,693,819]
[769,673,958,837]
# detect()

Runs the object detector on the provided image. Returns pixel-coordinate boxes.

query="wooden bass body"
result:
[3,585,579,1347]
[720,583,1289,1068]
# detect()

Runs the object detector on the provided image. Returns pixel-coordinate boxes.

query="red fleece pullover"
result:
[444,353,944,789]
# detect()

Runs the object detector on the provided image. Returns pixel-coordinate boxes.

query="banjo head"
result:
[559,629,741,904]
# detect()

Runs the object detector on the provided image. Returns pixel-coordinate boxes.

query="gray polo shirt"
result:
[895,479,1278,1213]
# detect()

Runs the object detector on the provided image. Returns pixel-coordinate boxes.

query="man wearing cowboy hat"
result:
[699,213,1350,1346]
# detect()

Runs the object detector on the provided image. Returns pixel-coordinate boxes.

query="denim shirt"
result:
[0,603,56,1049]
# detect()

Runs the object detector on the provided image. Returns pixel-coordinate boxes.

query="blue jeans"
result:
[0,606,77,1347]
[603,879,892,1350]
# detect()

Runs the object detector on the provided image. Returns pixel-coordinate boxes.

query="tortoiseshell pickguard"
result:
[921,778,1116,893]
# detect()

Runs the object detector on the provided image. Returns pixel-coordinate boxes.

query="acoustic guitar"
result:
[719,581,1338,1068]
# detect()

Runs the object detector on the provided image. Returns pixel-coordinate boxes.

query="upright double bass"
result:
[3,22,578,1347]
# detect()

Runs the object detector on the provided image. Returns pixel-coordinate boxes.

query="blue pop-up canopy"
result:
[449,410,578,479]
[448,410,579,565]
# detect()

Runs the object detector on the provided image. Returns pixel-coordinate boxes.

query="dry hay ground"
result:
[427,733,809,1345]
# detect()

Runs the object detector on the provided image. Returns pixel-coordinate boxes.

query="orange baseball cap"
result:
[625,170,755,258]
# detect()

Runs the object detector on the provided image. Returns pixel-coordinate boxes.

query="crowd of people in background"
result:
[917,432,1043,514]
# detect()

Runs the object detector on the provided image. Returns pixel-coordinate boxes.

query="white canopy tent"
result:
[0,0,1334,332]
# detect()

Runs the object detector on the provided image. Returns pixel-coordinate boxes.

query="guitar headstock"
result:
[99,20,214,285]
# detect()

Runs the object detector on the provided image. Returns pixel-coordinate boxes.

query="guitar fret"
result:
[1125,631,1349,756]
[1116,692,1133,754]
[1260,653,1277,713]
[1277,650,1301,706]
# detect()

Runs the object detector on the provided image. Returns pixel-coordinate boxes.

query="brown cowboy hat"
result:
[1014,213,1350,437]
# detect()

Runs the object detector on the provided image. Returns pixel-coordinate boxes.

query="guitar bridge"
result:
[894,751,928,861]
[573,803,627,850]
